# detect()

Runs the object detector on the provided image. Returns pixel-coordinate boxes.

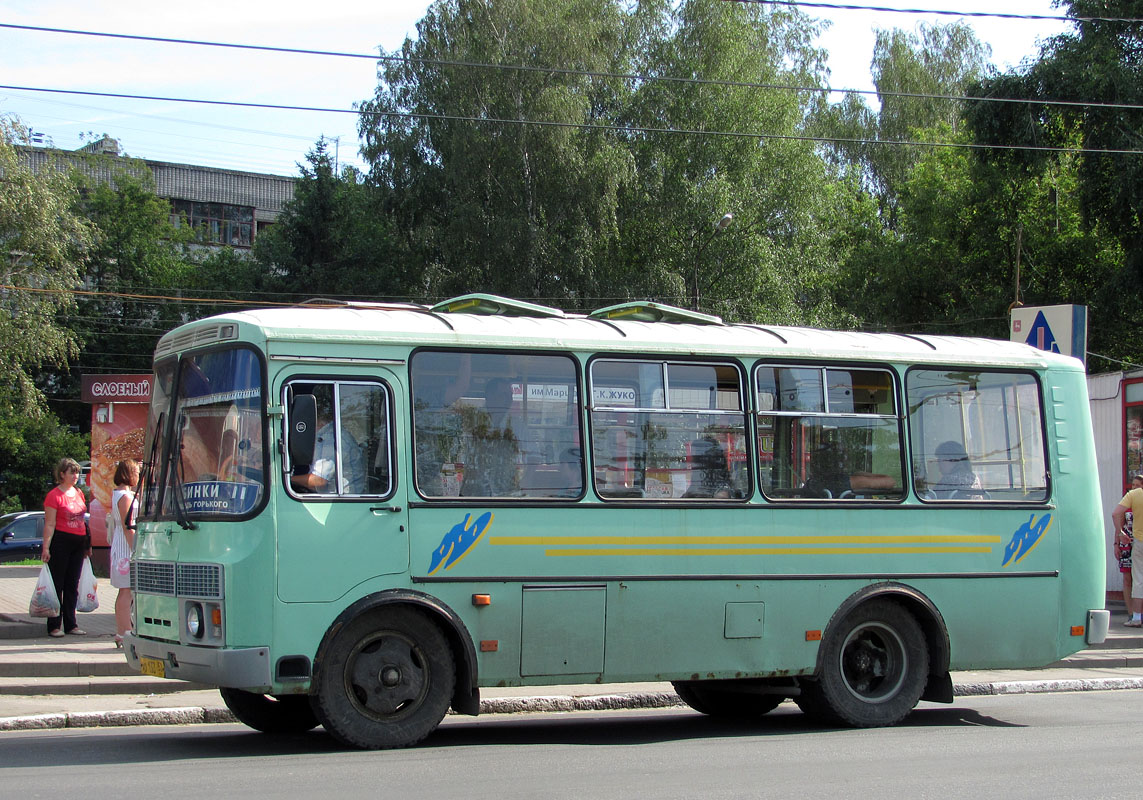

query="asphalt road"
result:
[4,691,1138,798]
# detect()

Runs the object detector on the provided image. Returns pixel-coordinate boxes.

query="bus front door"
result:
[277,374,409,603]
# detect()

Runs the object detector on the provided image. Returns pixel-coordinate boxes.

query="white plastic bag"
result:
[29,564,60,618]
[77,557,99,613]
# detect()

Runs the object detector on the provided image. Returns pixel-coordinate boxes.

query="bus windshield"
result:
[156,347,266,520]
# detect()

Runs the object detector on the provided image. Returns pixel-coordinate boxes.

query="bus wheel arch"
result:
[798,584,949,726]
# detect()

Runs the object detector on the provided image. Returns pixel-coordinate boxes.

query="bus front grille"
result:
[131,561,223,599]
[177,563,223,599]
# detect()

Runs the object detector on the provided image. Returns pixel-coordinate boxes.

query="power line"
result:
[725,0,1143,23]
[5,84,1141,155]
[3,23,1142,112]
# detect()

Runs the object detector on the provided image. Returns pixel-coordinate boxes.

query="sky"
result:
[0,1,1074,177]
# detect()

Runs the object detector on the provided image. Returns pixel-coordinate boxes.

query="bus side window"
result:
[590,360,748,501]
[907,369,1047,502]
[756,365,904,502]
[285,381,391,498]
[410,351,580,500]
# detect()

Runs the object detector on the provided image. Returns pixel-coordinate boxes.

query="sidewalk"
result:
[3,563,1143,732]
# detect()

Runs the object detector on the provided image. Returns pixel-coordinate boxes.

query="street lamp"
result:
[692,213,734,311]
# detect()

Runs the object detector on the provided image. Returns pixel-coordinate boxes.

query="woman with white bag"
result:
[41,457,89,637]
[108,459,139,647]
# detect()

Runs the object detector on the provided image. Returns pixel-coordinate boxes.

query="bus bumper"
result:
[1087,609,1110,645]
[124,633,273,690]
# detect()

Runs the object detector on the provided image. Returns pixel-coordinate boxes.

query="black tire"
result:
[219,687,320,734]
[799,599,929,728]
[311,607,455,749]
[672,681,784,719]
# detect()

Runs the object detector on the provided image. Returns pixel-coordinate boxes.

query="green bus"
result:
[123,294,1109,749]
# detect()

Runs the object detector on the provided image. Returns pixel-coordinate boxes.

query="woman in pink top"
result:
[42,457,90,637]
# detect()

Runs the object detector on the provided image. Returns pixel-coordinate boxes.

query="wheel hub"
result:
[840,622,905,703]
[380,666,402,687]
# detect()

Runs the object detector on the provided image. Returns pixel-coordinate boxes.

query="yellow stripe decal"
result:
[489,535,1001,546]
[544,546,994,557]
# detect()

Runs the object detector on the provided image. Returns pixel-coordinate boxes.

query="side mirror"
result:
[288,394,317,467]
[0,531,10,543]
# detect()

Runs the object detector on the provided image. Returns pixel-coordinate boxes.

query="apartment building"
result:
[19,135,295,248]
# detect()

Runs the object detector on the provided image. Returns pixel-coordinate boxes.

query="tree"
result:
[0,115,94,510]
[70,164,195,376]
[0,116,93,411]
[839,125,1122,353]
[254,140,404,300]
[964,1,1143,368]
[618,0,852,325]
[818,22,991,226]
[358,0,636,306]
[0,411,87,514]
[360,0,856,324]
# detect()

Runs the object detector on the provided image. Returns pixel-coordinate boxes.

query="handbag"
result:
[77,557,99,613]
[29,564,61,618]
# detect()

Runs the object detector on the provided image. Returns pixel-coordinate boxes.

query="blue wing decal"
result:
[1001,513,1052,567]
[427,512,494,575]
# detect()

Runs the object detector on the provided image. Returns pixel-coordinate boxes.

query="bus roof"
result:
[157,298,1078,371]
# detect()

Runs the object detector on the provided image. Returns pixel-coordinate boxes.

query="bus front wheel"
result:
[311,607,455,749]
[672,681,784,719]
[798,599,929,727]
[219,688,319,734]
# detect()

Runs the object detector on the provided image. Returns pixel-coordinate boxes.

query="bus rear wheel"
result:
[311,607,455,749]
[219,688,319,734]
[799,599,929,728]
[672,681,785,719]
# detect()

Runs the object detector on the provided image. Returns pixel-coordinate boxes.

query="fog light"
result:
[187,603,204,639]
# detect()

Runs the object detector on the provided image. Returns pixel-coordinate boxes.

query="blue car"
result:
[0,511,45,563]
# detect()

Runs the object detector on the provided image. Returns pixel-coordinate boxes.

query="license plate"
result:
[139,657,166,678]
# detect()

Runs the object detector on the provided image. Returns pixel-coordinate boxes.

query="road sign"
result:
[1010,304,1087,364]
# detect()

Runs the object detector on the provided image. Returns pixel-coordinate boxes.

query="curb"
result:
[3,678,1143,733]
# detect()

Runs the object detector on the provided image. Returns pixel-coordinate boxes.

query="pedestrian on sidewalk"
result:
[42,457,90,638]
[109,459,139,647]
[1112,475,1143,627]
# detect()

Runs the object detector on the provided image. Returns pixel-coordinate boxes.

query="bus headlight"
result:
[186,602,204,639]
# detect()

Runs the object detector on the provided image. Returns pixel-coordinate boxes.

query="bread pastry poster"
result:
[81,375,151,548]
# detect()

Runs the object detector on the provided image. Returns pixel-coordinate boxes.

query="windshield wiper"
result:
[170,414,197,531]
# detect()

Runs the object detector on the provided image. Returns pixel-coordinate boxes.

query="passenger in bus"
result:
[553,449,584,498]
[801,443,850,499]
[801,442,895,499]
[683,438,732,499]
[930,440,979,498]
[461,377,520,497]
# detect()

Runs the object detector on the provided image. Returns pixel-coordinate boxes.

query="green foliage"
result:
[359,0,637,305]
[0,116,94,414]
[0,404,87,513]
[254,140,403,300]
[962,1,1142,368]
[817,22,991,225]
[617,0,850,325]
[68,164,195,377]
[357,0,858,323]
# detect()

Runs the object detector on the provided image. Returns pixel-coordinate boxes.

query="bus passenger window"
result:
[590,360,748,501]
[907,370,1047,502]
[411,351,581,500]
[756,365,904,502]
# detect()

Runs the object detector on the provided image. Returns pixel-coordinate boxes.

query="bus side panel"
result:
[1046,367,1106,646]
